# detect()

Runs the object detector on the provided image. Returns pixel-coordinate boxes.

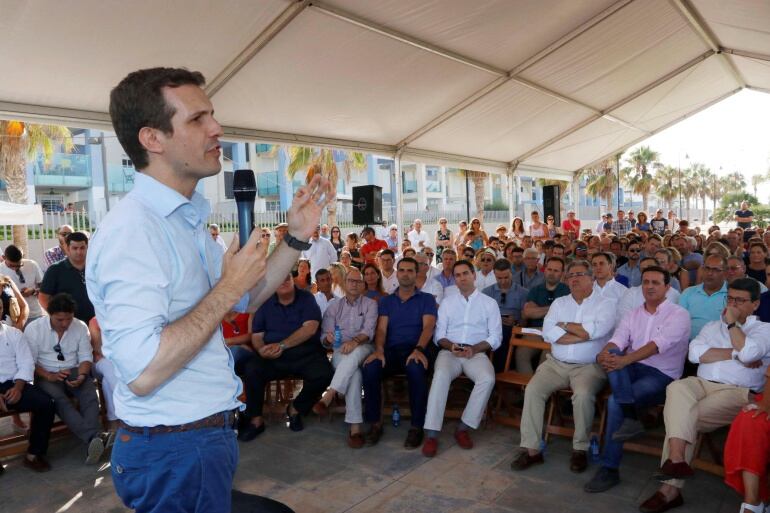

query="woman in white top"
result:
[510,217,526,244]
[528,211,547,241]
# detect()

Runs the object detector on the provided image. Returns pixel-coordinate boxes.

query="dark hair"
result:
[361,227,375,237]
[315,268,331,280]
[362,263,384,293]
[641,265,671,285]
[397,257,418,271]
[379,248,395,259]
[545,256,566,270]
[453,259,475,274]
[543,240,555,249]
[330,225,342,241]
[511,246,524,254]
[66,231,89,246]
[640,257,658,267]
[591,251,614,268]
[3,245,22,262]
[730,278,761,302]
[109,68,206,170]
[47,293,77,315]
[347,232,359,243]
[493,258,512,272]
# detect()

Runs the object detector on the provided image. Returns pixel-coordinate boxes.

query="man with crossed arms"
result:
[511,260,614,474]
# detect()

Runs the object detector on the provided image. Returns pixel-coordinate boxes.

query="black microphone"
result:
[232,169,256,247]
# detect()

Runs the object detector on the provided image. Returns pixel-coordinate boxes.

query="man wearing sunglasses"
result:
[640,279,770,513]
[1,245,44,325]
[24,293,106,465]
[616,242,643,287]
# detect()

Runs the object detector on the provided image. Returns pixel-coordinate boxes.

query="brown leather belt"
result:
[119,409,238,434]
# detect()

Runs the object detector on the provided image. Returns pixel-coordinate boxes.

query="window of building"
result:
[224,171,234,199]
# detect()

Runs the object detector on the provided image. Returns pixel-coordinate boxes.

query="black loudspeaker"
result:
[542,185,560,226]
[352,185,382,225]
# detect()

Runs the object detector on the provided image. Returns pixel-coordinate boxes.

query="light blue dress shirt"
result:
[86,173,242,427]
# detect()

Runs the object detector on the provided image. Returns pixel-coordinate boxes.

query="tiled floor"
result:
[0,416,741,513]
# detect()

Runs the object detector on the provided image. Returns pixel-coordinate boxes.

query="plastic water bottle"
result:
[590,435,600,463]
[333,325,342,350]
[539,439,547,456]
[392,405,401,427]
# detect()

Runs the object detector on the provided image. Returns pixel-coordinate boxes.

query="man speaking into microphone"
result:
[86,67,333,513]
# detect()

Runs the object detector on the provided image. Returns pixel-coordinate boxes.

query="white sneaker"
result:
[739,502,766,513]
[85,435,105,465]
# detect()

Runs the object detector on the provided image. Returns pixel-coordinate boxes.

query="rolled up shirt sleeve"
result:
[688,320,717,364]
[737,323,770,363]
[609,313,632,352]
[542,299,566,344]
[321,299,339,335]
[76,322,94,365]
[87,225,173,384]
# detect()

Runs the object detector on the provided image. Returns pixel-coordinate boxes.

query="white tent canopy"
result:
[1,0,769,176]
[0,200,43,225]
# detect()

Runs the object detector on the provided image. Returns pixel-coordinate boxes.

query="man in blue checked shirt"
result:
[86,67,334,513]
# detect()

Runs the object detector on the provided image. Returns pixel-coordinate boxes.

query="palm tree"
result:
[624,146,660,213]
[680,167,698,221]
[723,171,747,194]
[751,173,766,198]
[691,163,712,223]
[283,146,366,226]
[654,165,679,211]
[464,170,488,223]
[584,159,617,210]
[0,121,73,253]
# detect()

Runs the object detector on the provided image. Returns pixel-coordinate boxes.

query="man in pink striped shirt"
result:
[584,266,691,494]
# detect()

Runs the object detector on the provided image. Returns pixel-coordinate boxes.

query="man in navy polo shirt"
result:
[239,273,333,440]
[361,257,437,449]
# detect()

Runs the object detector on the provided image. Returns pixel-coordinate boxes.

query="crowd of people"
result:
[3,204,770,513]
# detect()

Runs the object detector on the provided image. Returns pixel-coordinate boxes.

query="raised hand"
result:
[287,175,336,241]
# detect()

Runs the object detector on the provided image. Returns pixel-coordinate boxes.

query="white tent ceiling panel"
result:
[212,8,493,145]
[518,0,709,110]
[408,81,595,162]
[693,0,770,56]
[729,55,770,91]
[0,0,287,112]
[318,0,619,71]
[523,117,644,170]
[610,56,737,132]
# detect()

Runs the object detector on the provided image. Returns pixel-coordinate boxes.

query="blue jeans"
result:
[111,421,238,513]
[362,344,430,427]
[601,357,672,469]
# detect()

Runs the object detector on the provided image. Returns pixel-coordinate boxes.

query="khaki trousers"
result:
[661,376,751,489]
[519,355,607,451]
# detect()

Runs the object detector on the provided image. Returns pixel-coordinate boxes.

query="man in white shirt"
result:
[616,258,680,326]
[512,260,613,474]
[24,293,106,465]
[208,223,227,252]
[407,219,430,250]
[301,225,338,281]
[1,245,45,324]
[591,252,627,303]
[422,259,501,457]
[640,278,770,513]
[0,304,55,473]
[474,249,497,290]
[313,269,341,316]
[378,249,399,294]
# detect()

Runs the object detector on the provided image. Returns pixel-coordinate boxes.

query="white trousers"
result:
[94,357,118,421]
[424,350,495,432]
[330,344,373,424]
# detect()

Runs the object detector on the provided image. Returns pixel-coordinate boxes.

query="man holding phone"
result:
[24,293,106,464]
[422,259,501,457]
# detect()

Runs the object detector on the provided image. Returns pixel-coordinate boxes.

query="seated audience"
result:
[482,259,528,373]
[378,249,399,294]
[362,258,437,449]
[616,258,680,323]
[415,253,443,304]
[239,274,333,440]
[360,227,388,266]
[585,267,690,493]
[474,249,497,290]
[615,241,642,287]
[313,268,340,316]
[24,293,106,464]
[0,300,55,473]
[220,309,254,375]
[435,249,457,289]
[591,252,627,303]
[314,268,377,448]
[727,255,768,293]
[511,260,613,474]
[422,259,501,457]
[678,254,727,341]
[362,263,387,302]
[640,279,770,513]
[518,248,544,289]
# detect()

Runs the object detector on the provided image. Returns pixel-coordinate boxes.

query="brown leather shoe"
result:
[23,455,51,473]
[364,423,383,446]
[312,400,329,416]
[654,459,694,481]
[569,450,588,473]
[404,427,424,450]
[639,491,683,513]
[510,450,544,471]
[347,432,365,449]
